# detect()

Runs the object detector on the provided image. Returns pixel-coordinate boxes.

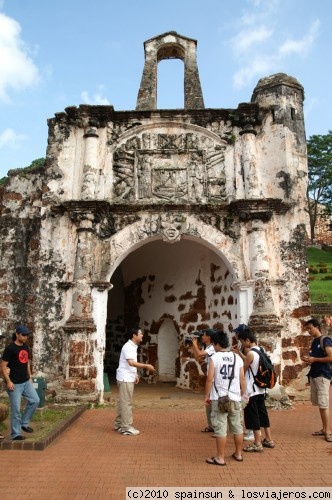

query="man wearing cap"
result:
[1,325,40,440]
[191,328,216,432]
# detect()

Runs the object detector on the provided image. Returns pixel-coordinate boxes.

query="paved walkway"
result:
[0,383,331,499]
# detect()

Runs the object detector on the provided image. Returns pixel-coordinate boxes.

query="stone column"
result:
[91,282,113,403]
[232,280,255,325]
[82,127,99,200]
[247,219,281,337]
[183,40,205,109]
[62,211,97,397]
[240,128,261,199]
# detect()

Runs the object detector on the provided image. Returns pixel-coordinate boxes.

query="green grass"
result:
[0,397,81,441]
[307,247,332,303]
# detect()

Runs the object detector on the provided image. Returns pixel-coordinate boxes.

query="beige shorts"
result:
[310,376,330,409]
[210,400,243,437]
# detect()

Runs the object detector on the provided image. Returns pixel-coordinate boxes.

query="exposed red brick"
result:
[291,306,311,318]
[282,350,298,361]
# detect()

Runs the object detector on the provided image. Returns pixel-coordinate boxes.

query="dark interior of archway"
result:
[104,239,236,382]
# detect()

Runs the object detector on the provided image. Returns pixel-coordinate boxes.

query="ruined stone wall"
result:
[0,33,311,401]
[0,170,42,343]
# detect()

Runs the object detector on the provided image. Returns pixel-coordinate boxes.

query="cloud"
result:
[232,26,273,54]
[0,128,26,149]
[233,56,273,89]
[0,12,40,102]
[229,0,320,89]
[279,19,320,57]
[81,85,110,105]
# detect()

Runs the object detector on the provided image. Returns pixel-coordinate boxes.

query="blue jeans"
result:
[7,380,40,439]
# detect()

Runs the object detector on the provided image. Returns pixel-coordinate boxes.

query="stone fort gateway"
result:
[0,32,311,401]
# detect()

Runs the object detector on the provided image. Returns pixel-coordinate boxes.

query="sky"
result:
[0,0,331,179]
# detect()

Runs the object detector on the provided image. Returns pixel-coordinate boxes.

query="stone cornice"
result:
[51,198,292,221]
[230,199,292,218]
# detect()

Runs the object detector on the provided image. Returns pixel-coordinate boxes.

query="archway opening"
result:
[104,237,237,389]
[157,59,184,109]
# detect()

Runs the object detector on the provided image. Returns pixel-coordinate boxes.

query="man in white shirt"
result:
[114,327,155,436]
[205,331,246,465]
[191,328,216,432]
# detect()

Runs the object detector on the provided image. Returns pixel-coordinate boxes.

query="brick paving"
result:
[0,383,331,499]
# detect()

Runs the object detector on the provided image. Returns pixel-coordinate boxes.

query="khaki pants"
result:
[114,381,135,431]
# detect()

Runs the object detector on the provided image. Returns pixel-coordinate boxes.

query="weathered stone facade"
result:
[0,32,310,401]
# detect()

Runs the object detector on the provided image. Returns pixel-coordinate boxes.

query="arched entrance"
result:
[104,234,244,389]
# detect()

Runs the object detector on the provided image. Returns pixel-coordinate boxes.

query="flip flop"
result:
[325,433,332,442]
[201,427,214,433]
[312,430,325,436]
[232,453,243,462]
[206,457,226,466]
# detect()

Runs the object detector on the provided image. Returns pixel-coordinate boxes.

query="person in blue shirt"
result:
[301,318,332,442]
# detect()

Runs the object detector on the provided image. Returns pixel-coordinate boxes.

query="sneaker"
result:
[243,430,254,441]
[122,427,140,436]
[12,435,25,441]
[114,426,123,432]
[244,442,263,452]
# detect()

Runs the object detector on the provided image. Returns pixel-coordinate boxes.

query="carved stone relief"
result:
[112,131,227,203]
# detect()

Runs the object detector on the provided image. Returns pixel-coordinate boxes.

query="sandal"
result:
[312,430,325,436]
[244,442,263,452]
[262,438,275,448]
[201,427,214,433]
[206,457,226,466]
[325,433,332,442]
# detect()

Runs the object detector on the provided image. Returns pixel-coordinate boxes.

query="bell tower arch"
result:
[136,31,205,110]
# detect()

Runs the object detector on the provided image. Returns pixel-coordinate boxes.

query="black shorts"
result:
[244,393,270,430]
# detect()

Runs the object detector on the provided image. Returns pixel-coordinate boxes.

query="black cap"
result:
[233,324,249,333]
[203,328,216,336]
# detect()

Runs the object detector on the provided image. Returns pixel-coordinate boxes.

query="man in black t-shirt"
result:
[301,318,332,443]
[1,325,40,441]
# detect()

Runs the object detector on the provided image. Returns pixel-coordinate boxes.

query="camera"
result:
[183,330,204,346]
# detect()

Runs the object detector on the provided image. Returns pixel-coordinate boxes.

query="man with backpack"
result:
[237,329,275,452]
[301,318,332,442]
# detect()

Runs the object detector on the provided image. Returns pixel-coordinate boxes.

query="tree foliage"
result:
[307,131,332,242]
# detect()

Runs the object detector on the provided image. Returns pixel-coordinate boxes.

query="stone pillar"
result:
[62,211,98,397]
[183,40,205,109]
[82,127,99,200]
[240,128,261,199]
[247,219,281,338]
[135,47,157,110]
[91,282,113,403]
[232,280,255,325]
